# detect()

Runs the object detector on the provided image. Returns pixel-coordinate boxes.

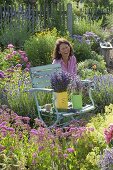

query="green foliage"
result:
[24,28,58,66]
[83,0,110,7]
[0,20,31,50]
[78,52,107,79]
[73,17,105,39]
[0,46,30,71]
[92,74,113,113]
[73,39,93,62]
[105,13,113,29]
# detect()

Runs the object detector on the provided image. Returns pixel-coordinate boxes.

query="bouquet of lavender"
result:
[69,76,83,95]
[50,71,71,92]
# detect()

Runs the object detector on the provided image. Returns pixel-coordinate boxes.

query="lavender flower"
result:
[69,76,83,94]
[99,148,113,170]
[67,147,75,153]
[50,71,71,92]
[0,71,5,78]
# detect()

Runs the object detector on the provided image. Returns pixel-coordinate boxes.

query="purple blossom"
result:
[0,71,5,78]
[12,50,17,55]
[51,71,71,92]
[24,68,29,72]
[99,148,113,170]
[63,153,68,158]
[15,64,22,68]
[67,147,75,153]
[0,144,6,152]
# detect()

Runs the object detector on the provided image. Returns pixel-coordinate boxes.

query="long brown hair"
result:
[52,38,73,60]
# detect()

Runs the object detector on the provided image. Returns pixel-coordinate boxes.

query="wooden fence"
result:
[0,2,73,35]
[0,2,113,36]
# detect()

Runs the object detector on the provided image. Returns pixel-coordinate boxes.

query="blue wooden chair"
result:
[26,64,95,128]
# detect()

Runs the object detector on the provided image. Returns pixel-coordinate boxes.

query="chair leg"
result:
[33,92,48,128]
[33,92,62,128]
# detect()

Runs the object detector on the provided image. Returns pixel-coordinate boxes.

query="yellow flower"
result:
[92,64,97,70]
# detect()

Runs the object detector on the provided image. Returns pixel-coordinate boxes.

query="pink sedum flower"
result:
[23,57,28,62]
[7,44,14,48]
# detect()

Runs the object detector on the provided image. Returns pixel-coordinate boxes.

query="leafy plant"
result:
[92,74,113,113]
[72,17,106,38]
[0,44,31,71]
[78,53,107,79]
[24,28,58,66]
[0,20,31,50]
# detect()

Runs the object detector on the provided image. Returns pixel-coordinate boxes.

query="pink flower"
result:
[7,44,14,48]
[24,68,29,72]
[23,57,28,62]
[104,128,113,144]
[26,62,31,68]
[15,64,22,68]
[6,54,13,59]
[0,71,5,78]
[63,154,68,158]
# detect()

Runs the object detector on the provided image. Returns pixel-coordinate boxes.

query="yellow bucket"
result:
[54,92,68,109]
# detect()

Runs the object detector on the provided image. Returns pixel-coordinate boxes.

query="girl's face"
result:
[59,43,70,61]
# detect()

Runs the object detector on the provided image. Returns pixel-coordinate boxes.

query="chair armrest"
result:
[81,79,93,85]
[81,79,95,89]
[24,88,54,93]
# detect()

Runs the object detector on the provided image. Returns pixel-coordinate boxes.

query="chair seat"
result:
[59,104,95,117]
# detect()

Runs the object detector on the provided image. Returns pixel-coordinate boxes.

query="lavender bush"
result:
[92,74,113,113]
[50,71,71,92]
[99,148,113,170]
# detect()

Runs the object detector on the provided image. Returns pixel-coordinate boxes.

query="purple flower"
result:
[0,144,5,152]
[12,50,17,55]
[67,147,75,153]
[51,71,71,92]
[63,154,68,158]
[15,64,22,68]
[99,148,113,170]
[0,71,5,78]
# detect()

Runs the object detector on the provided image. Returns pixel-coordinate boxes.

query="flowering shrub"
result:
[0,105,99,170]
[0,44,31,71]
[50,71,71,92]
[78,54,107,79]
[104,124,113,145]
[24,28,58,66]
[99,147,113,170]
[92,74,113,113]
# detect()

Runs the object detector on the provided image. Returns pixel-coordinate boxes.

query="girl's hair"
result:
[52,38,73,60]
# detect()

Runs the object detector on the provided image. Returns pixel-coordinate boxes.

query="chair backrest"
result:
[30,63,61,88]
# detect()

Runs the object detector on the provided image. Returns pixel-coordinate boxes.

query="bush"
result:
[73,17,107,39]
[92,74,113,113]
[73,38,93,62]
[0,20,31,50]
[78,52,107,79]
[24,28,58,66]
